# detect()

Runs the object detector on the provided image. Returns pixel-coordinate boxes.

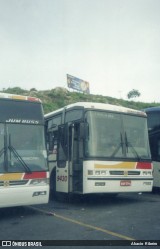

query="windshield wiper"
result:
[110,133,124,157]
[8,144,32,173]
[0,148,4,157]
[125,132,141,161]
[127,142,142,161]
[0,131,32,173]
[8,135,31,173]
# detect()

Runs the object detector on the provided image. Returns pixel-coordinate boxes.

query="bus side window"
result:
[47,130,58,163]
[57,125,67,168]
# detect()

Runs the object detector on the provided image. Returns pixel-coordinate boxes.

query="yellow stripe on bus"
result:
[94,162,136,169]
[12,95,26,100]
[0,173,24,180]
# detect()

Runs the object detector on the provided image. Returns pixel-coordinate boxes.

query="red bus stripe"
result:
[136,162,152,169]
[23,172,47,179]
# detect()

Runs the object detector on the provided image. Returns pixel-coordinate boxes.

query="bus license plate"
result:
[120,180,131,186]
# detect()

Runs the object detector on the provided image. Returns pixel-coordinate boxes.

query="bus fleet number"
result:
[57,175,67,182]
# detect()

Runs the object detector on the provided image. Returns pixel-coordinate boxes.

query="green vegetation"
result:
[127,89,141,99]
[2,87,159,114]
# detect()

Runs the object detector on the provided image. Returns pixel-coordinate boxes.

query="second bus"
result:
[45,102,153,198]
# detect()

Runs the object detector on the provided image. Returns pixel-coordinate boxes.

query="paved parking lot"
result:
[0,192,160,248]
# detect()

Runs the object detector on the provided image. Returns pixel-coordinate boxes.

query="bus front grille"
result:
[0,180,29,187]
[110,171,140,176]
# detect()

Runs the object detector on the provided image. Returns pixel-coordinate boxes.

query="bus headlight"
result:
[32,191,47,196]
[142,171,152,176]
[88,170,93,175]
[101,170,107,175]
[95,171,100,175]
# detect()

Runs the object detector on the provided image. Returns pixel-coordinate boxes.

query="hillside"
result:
[2,87,160,114]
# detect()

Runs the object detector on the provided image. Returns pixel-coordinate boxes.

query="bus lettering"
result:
[57,175,67,182]
[6,119,21,123]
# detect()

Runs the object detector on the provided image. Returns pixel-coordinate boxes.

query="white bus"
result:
[45,102,153,198]
[144,107,160,189]
[0,93,49,208]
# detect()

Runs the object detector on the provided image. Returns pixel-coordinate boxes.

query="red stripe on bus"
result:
[23,172,47,179]
[27,96,41,102]
[136,162,152,169]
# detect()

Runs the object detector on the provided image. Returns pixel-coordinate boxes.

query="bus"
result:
[144,107,160,189]
[45,102,153,198]
[0,93,49,208]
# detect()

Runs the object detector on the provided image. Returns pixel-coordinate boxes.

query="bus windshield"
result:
[0,124,47,173]
[85,111,151,160]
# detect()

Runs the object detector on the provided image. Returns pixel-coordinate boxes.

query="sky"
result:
[0,0,160,102]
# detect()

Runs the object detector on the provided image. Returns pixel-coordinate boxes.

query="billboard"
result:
[67,74,90,94]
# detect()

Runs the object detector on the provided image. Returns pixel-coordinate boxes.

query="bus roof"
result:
[0,92,41,103]
[45,102,146,118]
[144,106,160,113]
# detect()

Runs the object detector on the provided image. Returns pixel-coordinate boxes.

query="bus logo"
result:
[4,181,10,187]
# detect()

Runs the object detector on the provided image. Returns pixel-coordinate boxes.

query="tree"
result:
[4,87,27,95]
[30,88,37,92]
[127,89,141,99]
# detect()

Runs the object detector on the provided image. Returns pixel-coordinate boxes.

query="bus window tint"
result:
[123,115,151,159]
[85,111,123,157]
[85,111,150,159]
[7,124,47,172]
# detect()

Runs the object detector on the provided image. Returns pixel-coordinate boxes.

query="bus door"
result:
[56,125,69,193]
[68,123,83,193]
